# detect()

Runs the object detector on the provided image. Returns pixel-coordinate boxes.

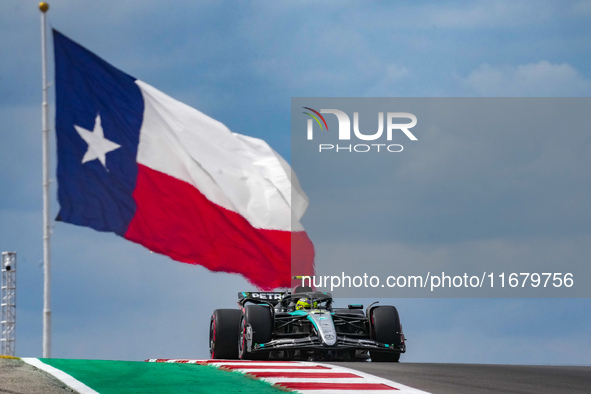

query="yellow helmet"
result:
[296,298,311,310]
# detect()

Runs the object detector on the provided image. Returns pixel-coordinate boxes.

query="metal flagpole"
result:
[39,1,51,358]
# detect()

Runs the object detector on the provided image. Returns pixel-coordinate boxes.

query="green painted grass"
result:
[40,359,284,394]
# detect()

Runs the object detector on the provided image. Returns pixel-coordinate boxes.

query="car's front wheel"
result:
[238,305,272,360]
[210,309,242,359]
[370,305,403,362]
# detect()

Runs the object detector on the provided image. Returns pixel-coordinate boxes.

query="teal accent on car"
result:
[288,310,320,329]
[288,310,308,317]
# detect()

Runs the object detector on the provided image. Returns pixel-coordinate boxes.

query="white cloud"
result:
[425,0,556,28]
[363,64,410,97]
[462,61,591,96]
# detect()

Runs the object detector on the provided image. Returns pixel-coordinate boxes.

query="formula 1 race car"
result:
[209,286,406,362]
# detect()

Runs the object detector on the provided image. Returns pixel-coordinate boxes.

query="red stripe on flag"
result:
[221,365,330,370]
[125,165,314,289]
[248,371,360,378]
[276,382,398,391]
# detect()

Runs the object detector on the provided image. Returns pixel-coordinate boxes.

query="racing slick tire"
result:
[239,305,273,360]
[210,309,242,359]
[370,305,402,362]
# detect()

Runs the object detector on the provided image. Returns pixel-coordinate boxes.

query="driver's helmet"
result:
[296,298,311,310]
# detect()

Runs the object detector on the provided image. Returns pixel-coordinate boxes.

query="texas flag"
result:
[53,30,314,289]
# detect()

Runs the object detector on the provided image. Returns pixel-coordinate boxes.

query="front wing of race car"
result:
[247,334,405,353]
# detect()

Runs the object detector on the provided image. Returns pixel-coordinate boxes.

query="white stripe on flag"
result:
[134,80,307,232]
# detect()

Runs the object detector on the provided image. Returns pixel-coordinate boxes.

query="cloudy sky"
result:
[1,0,590,364]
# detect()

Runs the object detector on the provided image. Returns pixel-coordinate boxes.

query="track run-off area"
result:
[149,359,426,393]
[0,357,590,393]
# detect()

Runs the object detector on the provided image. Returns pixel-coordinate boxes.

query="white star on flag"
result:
[74,115,121,168]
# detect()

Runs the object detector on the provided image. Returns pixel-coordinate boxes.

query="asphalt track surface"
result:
[2,358,591,393]
[328,362,591,394]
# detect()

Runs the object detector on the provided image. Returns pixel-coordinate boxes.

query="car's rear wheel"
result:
[238,305,273,360]
[210,309,242,359]
[370,305,402,362]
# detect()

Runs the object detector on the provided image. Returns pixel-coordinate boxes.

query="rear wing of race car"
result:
[238,291,285,306]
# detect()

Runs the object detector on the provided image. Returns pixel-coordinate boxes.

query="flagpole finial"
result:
[39,2,49,13]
